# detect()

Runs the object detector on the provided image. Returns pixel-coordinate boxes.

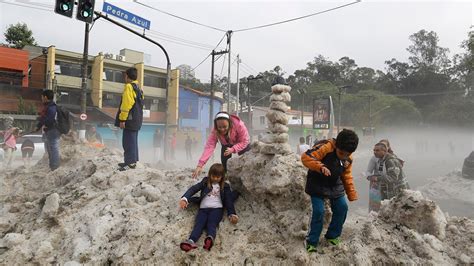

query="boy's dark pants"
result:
[189,208,223,242]
[123,129,139,164]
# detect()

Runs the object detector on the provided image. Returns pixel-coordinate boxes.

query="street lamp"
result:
[246,74,263,138]
[369,105,391,127]
[337,85,351,133]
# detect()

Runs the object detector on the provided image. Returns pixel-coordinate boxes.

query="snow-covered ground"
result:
[0,141,473,264]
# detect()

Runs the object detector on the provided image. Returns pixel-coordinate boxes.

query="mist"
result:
[137,125,474,218]
[350,126,474,217]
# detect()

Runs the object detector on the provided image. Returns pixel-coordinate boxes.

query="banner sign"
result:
[313,98,331,129]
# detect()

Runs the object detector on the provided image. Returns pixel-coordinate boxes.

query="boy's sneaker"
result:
[118,162,126,167]
[327,237,341,246]
[118,163,136,171]
[203,236,214,251]
[306,243,317,253]
[180,239,197,252]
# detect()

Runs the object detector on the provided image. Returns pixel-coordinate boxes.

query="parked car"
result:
[0,134,45,161]
[462,151,474,180]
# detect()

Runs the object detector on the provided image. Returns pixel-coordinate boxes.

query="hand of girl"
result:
[228,214,239,224]
[223,148,232,157]
[179,199,188,209]
[192,166,203,179]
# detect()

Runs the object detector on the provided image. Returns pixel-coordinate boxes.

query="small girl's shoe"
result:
[203,236,214,251]
[180,239,197,252]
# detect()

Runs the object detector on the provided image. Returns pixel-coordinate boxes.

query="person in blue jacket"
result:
[35,90,60,171]
[179,163,239,252]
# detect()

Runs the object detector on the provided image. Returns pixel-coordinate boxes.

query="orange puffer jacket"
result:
[301,139,358,201]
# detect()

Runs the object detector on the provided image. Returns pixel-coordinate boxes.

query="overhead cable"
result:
[133,0,227,33]
[234,0,361,32]
[191,33,227,72]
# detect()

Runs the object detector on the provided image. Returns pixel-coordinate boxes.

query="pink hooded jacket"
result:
[197,115,250,168]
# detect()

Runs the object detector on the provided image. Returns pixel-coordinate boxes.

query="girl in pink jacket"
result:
[192,112,250,178]
[1,126,20,169]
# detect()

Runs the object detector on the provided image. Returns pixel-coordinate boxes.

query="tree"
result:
[425,94,474,127]
[452,30,473,90]
[4,22,37,49]
[407,29,450,72]
[180,77,209,92]
[342,90,422,127]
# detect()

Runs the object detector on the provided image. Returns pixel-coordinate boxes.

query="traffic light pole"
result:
[79,22,90,140]
[93,11,172,161]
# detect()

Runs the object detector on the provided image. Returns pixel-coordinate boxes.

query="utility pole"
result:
[79,22,90,140]
[368,95,373,128]
[226,30,233,112]
[337,89,342,134]
[301,92,305,131]
[236,54,241,116]
[336,85,351,133]
[296,87,306,135]
[209,49,228,136]
[246,75,263,138]
[247,79,251,136]
[209,50,215,136]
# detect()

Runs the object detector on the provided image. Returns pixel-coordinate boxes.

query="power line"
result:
[1,1,260,78]
[133,0,227,33]
[387,90,467,97]
[0,0,50,11]
[146,28,225,50]
[0,1,225,53]
[191,33,227,72]
[234,0,361,32]
[219,53,227,77]
[99,19,213,51]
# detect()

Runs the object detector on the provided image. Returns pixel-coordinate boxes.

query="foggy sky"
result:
[0,0,472,82]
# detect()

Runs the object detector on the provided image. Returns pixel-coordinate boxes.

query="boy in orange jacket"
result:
[301,129,359,252]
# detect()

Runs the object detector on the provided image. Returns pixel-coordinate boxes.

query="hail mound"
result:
[0,142,472,264]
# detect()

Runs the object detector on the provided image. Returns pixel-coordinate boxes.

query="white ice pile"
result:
[419,170,474,207]
[0,140,473,264]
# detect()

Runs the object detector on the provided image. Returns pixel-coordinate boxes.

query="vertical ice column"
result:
[260,83,293,155]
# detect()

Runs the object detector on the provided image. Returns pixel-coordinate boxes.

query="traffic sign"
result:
[102,2,151,30]
[80,113,87,120]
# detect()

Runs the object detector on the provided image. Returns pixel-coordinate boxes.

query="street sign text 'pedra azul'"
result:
[103,2,151,30]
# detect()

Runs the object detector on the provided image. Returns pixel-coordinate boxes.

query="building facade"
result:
[38,47,179,125]
[0,46,44,118]
[0,46,29,87]
[178,86,223,145]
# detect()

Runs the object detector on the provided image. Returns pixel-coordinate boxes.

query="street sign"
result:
[80,113,87,120]
[143,109,151,118]
[102,2,150,30]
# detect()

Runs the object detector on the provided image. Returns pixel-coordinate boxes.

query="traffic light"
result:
[76,0,95,23]
[54,0,74,18]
